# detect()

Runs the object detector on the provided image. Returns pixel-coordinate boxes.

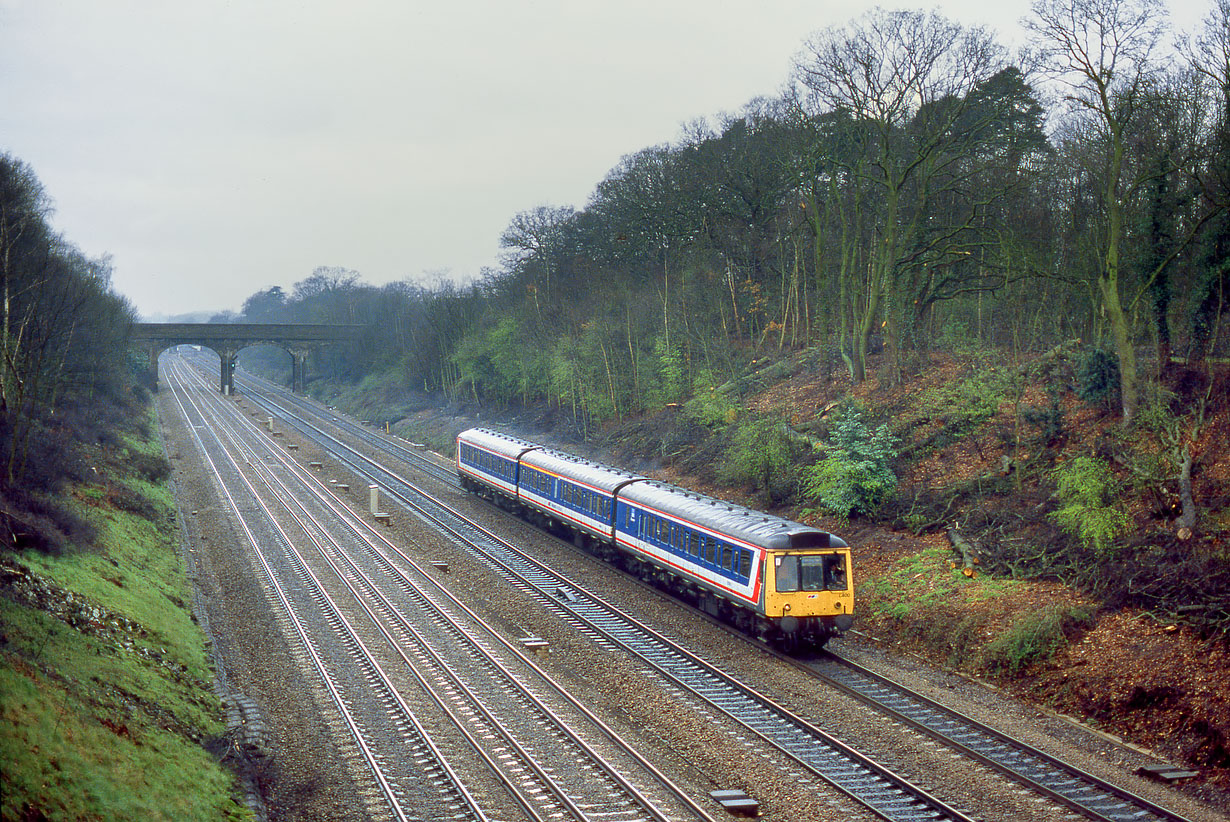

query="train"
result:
[455,427,853,646]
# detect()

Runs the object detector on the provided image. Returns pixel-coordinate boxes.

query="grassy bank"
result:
[856,540,1096,675]
[0,411,248,821]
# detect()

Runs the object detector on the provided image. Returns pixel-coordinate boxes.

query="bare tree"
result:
[1,156,53,419]
[1183,0,1230,365]
[499,204,576,320]
[1026,0,1170,425]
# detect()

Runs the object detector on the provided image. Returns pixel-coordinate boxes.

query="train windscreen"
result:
[775,553,847,592]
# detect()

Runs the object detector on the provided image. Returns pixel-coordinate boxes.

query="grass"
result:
[983,603,1096,677]
[860,544,1023,618]
[858,544,1092,676]
[1,408,249,821]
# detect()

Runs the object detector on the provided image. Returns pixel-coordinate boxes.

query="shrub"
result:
[718,417,800,505]
[804,410,898,518]
[128,451,172,484]
[911,365,1014,448]
[686,370,737,427]
[1048,457,1129,557]
[1075,348,1120,410]
[983,603,1095,677]
[652,337,687,406]
[1022,387,1066,444]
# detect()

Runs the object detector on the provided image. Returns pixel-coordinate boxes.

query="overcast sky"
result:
[0,0,1211,320]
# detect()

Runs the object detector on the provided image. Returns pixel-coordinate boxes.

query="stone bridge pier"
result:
[132,323,361,395]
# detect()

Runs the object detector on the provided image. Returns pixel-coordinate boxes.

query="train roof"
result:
[521,447,643,494]
[457,427,540,461]
[619,480,847,551]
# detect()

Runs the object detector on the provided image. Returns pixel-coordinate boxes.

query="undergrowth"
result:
[858,544,1095,677]
[983,603,1096,677]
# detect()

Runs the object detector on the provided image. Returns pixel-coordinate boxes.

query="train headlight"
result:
[782,603,791,613]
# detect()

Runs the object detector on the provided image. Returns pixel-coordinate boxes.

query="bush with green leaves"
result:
[916,365,1014,428]
[651,337,687,406]
[1075,347,1120,410]
[804,410,898,518]
[686,369,737,427]
[983,603,1095,677]
[1048,456,1129,556]
[718,417,798,505]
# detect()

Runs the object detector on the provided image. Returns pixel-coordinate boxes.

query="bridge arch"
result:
[133,323,362,394]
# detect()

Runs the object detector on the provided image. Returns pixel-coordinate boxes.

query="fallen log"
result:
[947,527,980,578]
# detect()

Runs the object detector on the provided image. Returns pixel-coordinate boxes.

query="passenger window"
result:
[739,550,752,578]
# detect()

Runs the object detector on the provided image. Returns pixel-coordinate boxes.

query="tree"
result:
[1,155,53,420]
[793,9,1012,381]
[0,154,139,493]
[1026,0,1170,425]
[1184,0,1230,364]
[499,204,577,320]
[241,286,287,322]
[589,146,698,356]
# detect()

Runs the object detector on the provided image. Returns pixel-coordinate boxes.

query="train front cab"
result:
[763,538,853,645]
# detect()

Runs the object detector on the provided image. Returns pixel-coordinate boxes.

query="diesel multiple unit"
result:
[456,427,853,646]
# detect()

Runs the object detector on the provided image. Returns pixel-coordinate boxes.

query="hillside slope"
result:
[0,409,248,821]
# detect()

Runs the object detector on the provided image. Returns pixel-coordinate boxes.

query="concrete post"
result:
[369,485,380,515]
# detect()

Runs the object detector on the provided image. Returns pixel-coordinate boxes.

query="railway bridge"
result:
[133,323,362,394]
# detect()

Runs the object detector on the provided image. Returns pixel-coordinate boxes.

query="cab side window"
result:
[823,554,847,590]
[775,556,799,592]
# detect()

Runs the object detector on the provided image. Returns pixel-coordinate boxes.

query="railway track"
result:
[166,360,485,822]
[804,653,1193,822]
[167,357,717,822]
[210,364,978,822]
[213,360,1205,822]
[232,366,459,486]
